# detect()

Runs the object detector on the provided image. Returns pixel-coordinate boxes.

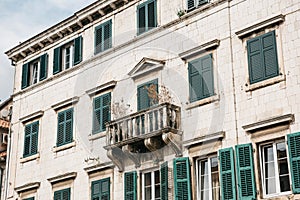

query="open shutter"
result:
[53,46,61,74]
[261,31,279,79]
[124,171,137,200]
[74,36,83,65]
[187,0,195,10]
[173,157,191,200]
[103,20,112,51]
[188,60,201,102]
[219,147,236,200]
[201,54,214,98]
[287,132,300,193]
[21,63,29,89]
[102,93,111,131]
[64,108,73,144]
[235,144,256,199]
[31,121,39,155]
[39,53,48,81]
[161,162,168,200]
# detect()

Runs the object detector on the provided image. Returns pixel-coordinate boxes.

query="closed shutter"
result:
[23,124,32,157]
[102,93,111,131]
[247,31,279,84]
[188,60,201,102]
[160,162,168,200]
[201,54,214,98]
[53,46,61,74]
[57,108,73,146]
[187,0,195,10]
[235,144,256,199]
[57,111,65,146]
[95,25,102,54]
[54,188,70,200]
[173,157,191,200]
[21,63,29,89]
[23,121,39,157]
[93,93,111,133]
[138,5,146,34]
[74,36,83,65]
[54,190,60,200]
[92,180,101,200]
[24,198,34,200]
[199,0,209,5]
[103,20,112,51]
[124,171,137,200]
[147,0,156,30]
[101,178,110,199]
[219,147,236,200]
[93,96,102,133]
[39,53,48,81]
[287,132,300,193]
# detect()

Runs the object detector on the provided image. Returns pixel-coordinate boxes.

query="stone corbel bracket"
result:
[162,132,182,157]
[107,147,125,172]
[122,145,141,168]
[144,137,163,165]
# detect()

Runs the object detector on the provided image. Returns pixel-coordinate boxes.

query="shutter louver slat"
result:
[174,157,191,200]
[74,36,83,65]
[57,108,73,146]
[138,5,146,34]
[39,53,48,81]
[199,0,208,5]
[23,121,39,157]
[103,22,112,51]
[124,171,137,200]
[187,0,195,10]
[95,26,102,54]
[262,31,279,78]
[288,132,300,193]
[236,144,256,199]
[21,63,29,89]
[201,54,214,98]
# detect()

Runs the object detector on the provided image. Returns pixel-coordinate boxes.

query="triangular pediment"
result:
[128,57,165,79]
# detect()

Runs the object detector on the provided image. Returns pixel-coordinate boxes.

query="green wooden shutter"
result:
[147,0,157,30]
[57,111,65,146]
[93,93,111,133]
[54,188,70,200]
[235,144,256,199]
[102,93,111,131]
[173,157,191,200]
[161,162,168,200]
[23,121,39,157]
[95,25,102,54]
[39,53,48,81]
[199,0,208,5]
[57,108,73,146]
[21,63,29,89]
[137,79,158,111]
[137,4,146,34]
[187,0,195,10]
[188,60,201,102]
[101,178,110,199]
[247,31,279,84]
[201,54,214,98]
[287,132,300,193]
[23,124,32,157]
[74,36,83,65]
[103,20,112,51]
[219,147,236,200]
[124,171,137,200]
[92,180,101,200]
[24,197,34,200]
[64,108,73,144]
[53,46,61,74]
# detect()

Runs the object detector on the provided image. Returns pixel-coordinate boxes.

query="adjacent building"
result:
[4,0,300,199]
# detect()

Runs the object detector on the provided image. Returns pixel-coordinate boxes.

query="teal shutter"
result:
[235,144,256,199]
[137,0,157,34]
[23,121,39,157]
[187,0,195,10]
[21,63,29,89]
[287,132,300,193]
[173,157,191,200]
[137,4,146,34]
[95,20,112,54]
[188,54,214,102]
[219,147,236,200]
[39,53,48,81]
[124,171,137,200]
[199,0,209,5]
[160,162,168,200]
[93,93,111,133]
[54,188,70,200]
[95,25,102,54]
[147,0,157,30]
[24,198,34,200]
[57,108,73,146]
[74,36,83,65]
[53,46,61,74]
[247,31,279,84]
[92,178,110,200]
[137,79,158,111]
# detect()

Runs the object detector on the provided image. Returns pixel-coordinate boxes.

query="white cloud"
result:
[0,0,95,101]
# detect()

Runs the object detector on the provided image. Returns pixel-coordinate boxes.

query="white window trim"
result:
[196,155,219,200]
[141,169,160,200]
[259,140,292,198]
[62,43,74,71]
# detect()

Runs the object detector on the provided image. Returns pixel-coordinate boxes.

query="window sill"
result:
[88,131,106,141]
[185,95,219,110]
[20,153,40,163]
[263,191,292,199]
[53,141,76,153]
[245,74,285,92]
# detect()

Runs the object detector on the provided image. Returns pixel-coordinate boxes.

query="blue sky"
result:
[0,0,95,102]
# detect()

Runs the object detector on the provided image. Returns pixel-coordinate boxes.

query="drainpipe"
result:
[3,114,12,200]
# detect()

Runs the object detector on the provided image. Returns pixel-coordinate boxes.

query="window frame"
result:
[187,0,209,12]
[141,169,161,200]
[56,107,74,147]
[94,19,112,55]
[196,155,220,200]
[23,120,39,158]
[259,139,292,198]
[92,92,111,134]
[61,42,74,70]
[91,177,110,200]
[53,187,71,200]
[137,0,157,35]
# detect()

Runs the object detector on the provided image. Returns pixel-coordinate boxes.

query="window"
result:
[53,36,82,74]
[137,79,158,111]
[91,178,110,200]
[137,0,157,35]
[260,140,291,196]
[142,170,160,200]
[188,54,214,103]
[247,30,279,84]
[23,121,39,158]
[196,156,220,200]
[54,188,70,200]
[94,20,112,54]
[21,54,48,89]
[187,0,209,11]
[57,108,73,147]
[93,93,111,134]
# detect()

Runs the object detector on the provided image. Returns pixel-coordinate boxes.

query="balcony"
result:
[104,103,182,171]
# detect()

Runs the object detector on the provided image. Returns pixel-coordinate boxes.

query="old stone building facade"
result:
[4,0,300,199]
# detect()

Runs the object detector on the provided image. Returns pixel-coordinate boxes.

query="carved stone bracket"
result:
[107,147,125,172]
[122,145,141,168]
[144,138,163,164]
[162,132,182,157]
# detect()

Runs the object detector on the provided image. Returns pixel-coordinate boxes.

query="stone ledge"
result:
[53,141,76,153]
[20,153,40,163]
[236,14,285,38]
[242,114,294,133]
[88,131,106,141]
[86,80,117,97]
[183,131,225,148]
[15,182,40,193]
[20,110,44,123]
[47,172,77,184]
[245,74,285,92]
[84,162,114,174]
[51,97,79,111]
[185,95,219,110]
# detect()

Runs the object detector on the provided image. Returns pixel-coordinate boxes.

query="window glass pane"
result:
[210,157,218,172]
[201,160,208,175]
[201,189,209,200]
[266,177,276,194]
[145,187,151,200]
[265,162,275,178]
[279,175,290,192]
[264,145,274,162]
[155,170,160,184]
[145,172,151,186]
[276,142,287,159]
